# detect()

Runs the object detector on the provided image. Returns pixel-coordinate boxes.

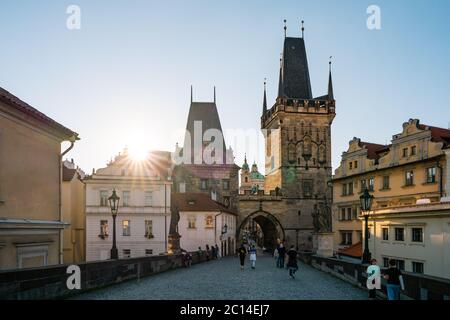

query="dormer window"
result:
[402,148,408,158]
[354,161,358,169]
[411,145,417,156]
[349,162,353,170]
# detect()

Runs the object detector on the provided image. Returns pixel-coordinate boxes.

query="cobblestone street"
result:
[73,255,368,300]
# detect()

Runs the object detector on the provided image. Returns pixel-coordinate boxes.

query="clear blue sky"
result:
[1,0,449,174]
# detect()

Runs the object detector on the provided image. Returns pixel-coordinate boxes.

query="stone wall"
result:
[0,252,207,300]
[298,252,450,300]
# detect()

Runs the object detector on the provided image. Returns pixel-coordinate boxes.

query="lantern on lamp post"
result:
[108,189,120,259]
[360,187,374,264]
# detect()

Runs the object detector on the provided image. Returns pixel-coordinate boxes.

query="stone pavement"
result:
[72,255,368,300]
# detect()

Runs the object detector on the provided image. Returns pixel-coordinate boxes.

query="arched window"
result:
[288,143,296,163]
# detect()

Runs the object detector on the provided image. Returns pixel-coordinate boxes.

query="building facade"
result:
[172,193,237,256]
[61,161,86,263]
[368,202,450,279]
[85,149,172,261]
[0,87,78,270]
[238,28,336,252]
[240,155,265,194]
[332,119,450,253]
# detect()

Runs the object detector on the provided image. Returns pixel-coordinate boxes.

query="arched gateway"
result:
[237,210,285,252]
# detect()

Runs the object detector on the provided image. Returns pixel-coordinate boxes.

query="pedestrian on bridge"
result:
[215,244,221,259]
[287,245,298,279]
[249,245,257,269]
[238,244,247,270]
[277,242,286,268]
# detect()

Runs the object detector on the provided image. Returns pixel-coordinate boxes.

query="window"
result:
[395,228,404,241]
[205,215,214,228]
[145,191,153,206]
[100,190,109,206]
[244,177,248,183]
[340,232,352,245]
[426,167,436,183]
[123,191,130,207]
[382,176,390,190]
[411,146,417,156]
[405,171,414,186]
[402,148,408,158]
[349,161,353,170]
[396,259,405,271]
[346,208,352,220]
[411,228,423,242]
[360,179,366,192]
[352,207,358,220]
[122,249,131,258]
[354,161,358,169]
[223,179,230,190]
[368,177,375,191]
[122,220,130,236]
[200,179,208,190]
[145,220,153,238]
[382,228,389,241]
[342,183,348,196]
[383,257,389,268]
[412,261,424,274]
[348,182,354,195]
[188,216,196,229]
[303,180,313,198]
[145,249,153,256]
[99,220,109,238]
[340,208,346,221]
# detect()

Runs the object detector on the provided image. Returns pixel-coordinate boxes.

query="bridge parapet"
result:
[0,251,206,300]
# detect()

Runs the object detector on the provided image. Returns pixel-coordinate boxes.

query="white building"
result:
[367,201,450,279]
[85,149,172,261]
[172,193,237,256]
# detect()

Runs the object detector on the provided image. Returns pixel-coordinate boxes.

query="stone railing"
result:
[298,252,450,300]
[0,251,207,300]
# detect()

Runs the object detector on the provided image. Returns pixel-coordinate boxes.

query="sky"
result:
[1,0,449,174]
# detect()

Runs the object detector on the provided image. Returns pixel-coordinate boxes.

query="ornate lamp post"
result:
[108,189,120,259]
[360,187,374,264]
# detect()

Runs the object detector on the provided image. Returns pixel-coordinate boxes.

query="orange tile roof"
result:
[171,193,237,215]
[338,242,362,258]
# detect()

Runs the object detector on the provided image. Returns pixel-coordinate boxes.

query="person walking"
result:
[205,244,210,261]
[383,259,405,300]
[277,242,286,269]
[215,244,221,259]
[249,245,257,269]
[286,245,298,279]
[238,244,247,270]
[273,247,279,267]
[366,259,381,299]
[211,245,216,260]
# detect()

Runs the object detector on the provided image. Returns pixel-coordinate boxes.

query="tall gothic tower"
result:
[262,33,335,200]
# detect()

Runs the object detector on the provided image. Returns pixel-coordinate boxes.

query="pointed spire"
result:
[284,19,287,38]
[190,85,193,103]
[277,56,283,98]
[262,78,267,114]
[301,20,304,39]
[244,153,247,164]
[328,56,334,100]
[214,86,216,103]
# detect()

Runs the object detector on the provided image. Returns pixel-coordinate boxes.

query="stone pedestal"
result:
[168,233,181,255]
[312,232,334,257]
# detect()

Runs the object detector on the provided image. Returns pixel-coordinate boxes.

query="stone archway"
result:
[237,210,285,253]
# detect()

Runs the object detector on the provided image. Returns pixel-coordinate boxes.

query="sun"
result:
[128,144,148,161]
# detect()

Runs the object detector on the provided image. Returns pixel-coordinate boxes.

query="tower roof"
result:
[278,37,312,99]
[183,99,227,164]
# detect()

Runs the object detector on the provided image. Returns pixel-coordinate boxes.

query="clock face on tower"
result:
[223,197,230,208]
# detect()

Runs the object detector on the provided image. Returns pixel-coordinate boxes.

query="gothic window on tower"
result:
[288,143,296,163]
[302,136,312,160]
[319,145,326,163]
[302,180,313,198]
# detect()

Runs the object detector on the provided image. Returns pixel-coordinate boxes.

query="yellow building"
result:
[0,87,78,270]
[332,119,450,254]
[62,161,86,263]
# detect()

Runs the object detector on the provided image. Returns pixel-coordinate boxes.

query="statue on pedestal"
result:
[312,203,332,233]
[168,206,181,254]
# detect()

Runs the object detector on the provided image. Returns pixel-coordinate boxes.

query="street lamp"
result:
[360,187,374,264]
[108,189,120,259]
